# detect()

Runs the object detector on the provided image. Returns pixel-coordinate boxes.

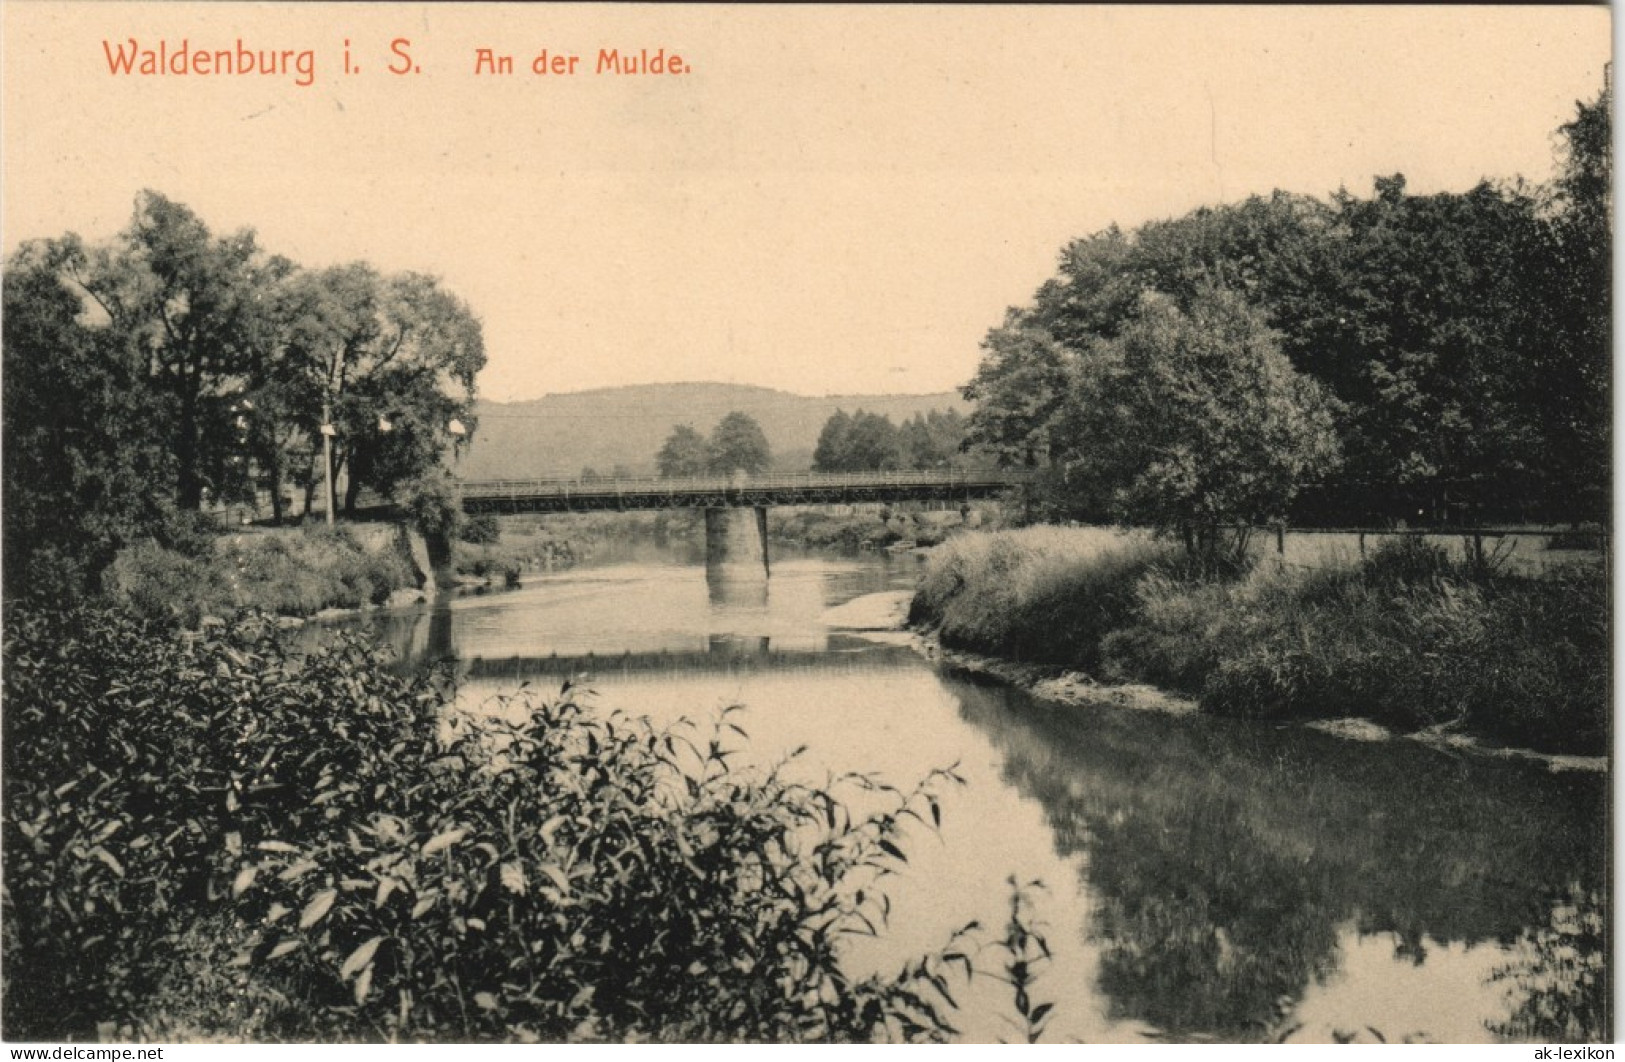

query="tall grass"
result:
[910,526,1182,671]
[913,530,1608,755]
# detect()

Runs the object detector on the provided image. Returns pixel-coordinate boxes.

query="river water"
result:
[331,538,1608,1044]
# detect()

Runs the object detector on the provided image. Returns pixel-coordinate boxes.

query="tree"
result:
[1295,176,1551,523]
[1055,288,1341,564]
[1,191,489,597]
[707,412,772,475]
[845,411,901,471]
[64,191,281,510]
[1527,73,1612,523]
[814,409,901,471]
[898,409,968,470]
[812,410,852,472]
[657,424,710,477]
[278,264,485,514]
[967,168,1592,526]
[961,316,1074,468]
[2,246,180,598]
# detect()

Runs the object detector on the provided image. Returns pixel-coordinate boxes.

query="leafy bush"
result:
[105,525,417,623]
[404,471,463,542]
[1103,540,1608,752]
[914,529,1607,754]
[151,507,224,559]
[3,607,973,1042]
[102,539,232,627]
[459,514,501,545]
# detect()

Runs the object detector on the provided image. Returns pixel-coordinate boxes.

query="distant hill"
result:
[457,382,969,480]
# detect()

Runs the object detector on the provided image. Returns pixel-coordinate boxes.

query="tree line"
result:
[653,407,971,478]
[962,77,1610,553]
[813,408,968,473]
[3,191,485,597]
[655,412,773,477]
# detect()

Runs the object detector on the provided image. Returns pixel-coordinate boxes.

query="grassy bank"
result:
[452,514,584,586]
[769,503,1004,551]
[104,523,418,627]
[911,527,1608,755]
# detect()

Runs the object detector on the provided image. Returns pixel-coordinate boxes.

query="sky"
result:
[1,3,1613,402]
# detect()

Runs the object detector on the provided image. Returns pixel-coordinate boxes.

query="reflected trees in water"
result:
[947,676,1608,1041]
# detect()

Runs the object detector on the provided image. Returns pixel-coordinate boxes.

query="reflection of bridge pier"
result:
[705,506,770,587]
[458,638,921,684]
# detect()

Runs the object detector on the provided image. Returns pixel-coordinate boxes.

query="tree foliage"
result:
[896,409,968,470]
[2,191,487,597]
[813,409,969,473]
[706,411,772,475]
[278,264,484,514]
[962,74,1611,528]
[656,424,710,477]
[1,250,183,598]
[1056,289,1340,562]
[961,320,1073,469]
[2,607,973,1042]
[52,192,289,511]
[814,410,898,472]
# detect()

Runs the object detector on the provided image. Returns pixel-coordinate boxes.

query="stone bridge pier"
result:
[704,506,770,585]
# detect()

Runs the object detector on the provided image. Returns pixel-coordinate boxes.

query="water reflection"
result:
[946,675,1608,1041]
[1489,887,1609,1042]
[310,544,1607,1043]
[707,565,772,606]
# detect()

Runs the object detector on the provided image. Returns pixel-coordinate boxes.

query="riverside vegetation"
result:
[2,605,1068,1043]
[104,523,418,628]
[910,527,1607,756]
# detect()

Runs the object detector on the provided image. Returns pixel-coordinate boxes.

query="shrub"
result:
[920,529,1607,754]
[911,527,1184,671]
[3,607,972,1042]
[101,539,232,627]
[1104,541,1608,752]
[459,514,501,545]
[404,472,463,541]
[105,526,418,623]
[151,507,223,559]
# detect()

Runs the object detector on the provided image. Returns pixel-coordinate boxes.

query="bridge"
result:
[445,468,1034,586]
[458,468,1034,514]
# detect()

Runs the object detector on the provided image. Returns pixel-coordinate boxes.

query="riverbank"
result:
[907,628,1606,775]
[104,522,424,628]
[905,526,1609,759]
[769,503,1003,551]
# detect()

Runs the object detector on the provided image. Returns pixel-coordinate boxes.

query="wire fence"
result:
[1255,524,1606,577]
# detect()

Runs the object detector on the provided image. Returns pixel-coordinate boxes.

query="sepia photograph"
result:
[0,1,1613,1048]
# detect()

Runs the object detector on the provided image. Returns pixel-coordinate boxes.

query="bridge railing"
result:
[460,468,1036,499]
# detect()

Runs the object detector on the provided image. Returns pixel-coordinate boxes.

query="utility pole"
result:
[321,393,336,527]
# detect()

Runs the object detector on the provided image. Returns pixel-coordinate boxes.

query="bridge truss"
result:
[459,468,1034,514]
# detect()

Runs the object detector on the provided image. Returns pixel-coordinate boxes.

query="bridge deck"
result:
[460,469,1033,513]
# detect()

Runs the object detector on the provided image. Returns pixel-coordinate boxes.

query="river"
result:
[325,537,1608,1044]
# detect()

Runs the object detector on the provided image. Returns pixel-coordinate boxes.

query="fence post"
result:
[1358,531,1366,558]
[1276,524,1286,572]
